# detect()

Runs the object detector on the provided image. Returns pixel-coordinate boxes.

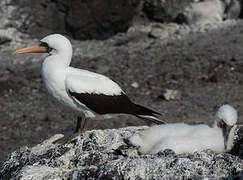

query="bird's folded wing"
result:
[65,74,136,114]
[65,74,123,96]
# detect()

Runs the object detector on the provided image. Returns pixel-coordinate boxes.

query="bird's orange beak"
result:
[13,43,47,54]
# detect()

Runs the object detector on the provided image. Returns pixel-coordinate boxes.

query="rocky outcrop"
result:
[1,126,243,179]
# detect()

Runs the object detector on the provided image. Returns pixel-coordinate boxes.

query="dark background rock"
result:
[66,0,142,40]
[10,0,68,38]
[239,0,243,18]
[10,0,142,40]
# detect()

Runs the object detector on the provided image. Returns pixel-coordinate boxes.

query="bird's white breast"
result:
[41,60,81,112]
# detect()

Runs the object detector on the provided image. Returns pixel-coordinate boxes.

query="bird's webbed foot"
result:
[53,116,90,144]
[53,131,84,144]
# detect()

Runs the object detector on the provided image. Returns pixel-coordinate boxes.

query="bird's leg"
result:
[53,116,88,144]
[74,116,83,133]
[79,117,90,133]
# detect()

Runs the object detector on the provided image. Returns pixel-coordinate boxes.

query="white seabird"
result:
[13,34,163,143]
[128,104,238,154]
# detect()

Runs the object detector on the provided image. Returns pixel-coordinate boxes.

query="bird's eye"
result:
[39,42,53,53]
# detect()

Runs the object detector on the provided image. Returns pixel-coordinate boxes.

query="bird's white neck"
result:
[225,125,237,152]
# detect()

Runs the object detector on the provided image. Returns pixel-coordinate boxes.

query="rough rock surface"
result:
[1,126,243,179]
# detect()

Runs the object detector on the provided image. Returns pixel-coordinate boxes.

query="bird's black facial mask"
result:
[39,42,53,54]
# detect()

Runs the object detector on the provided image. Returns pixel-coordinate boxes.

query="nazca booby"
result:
[128,105,238,154]
[13,34,163,144]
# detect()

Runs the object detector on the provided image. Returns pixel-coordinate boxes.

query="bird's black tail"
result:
[134,104,165,124]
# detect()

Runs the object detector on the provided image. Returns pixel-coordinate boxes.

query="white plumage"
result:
[66,69,123,96]
[128,105,238,154]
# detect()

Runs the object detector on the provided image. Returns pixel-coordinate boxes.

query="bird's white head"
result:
[214,104,238,152]
[215,104,237,126]
[13,34,72,55]
[13,34,73,68]
[40,34,72,55]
